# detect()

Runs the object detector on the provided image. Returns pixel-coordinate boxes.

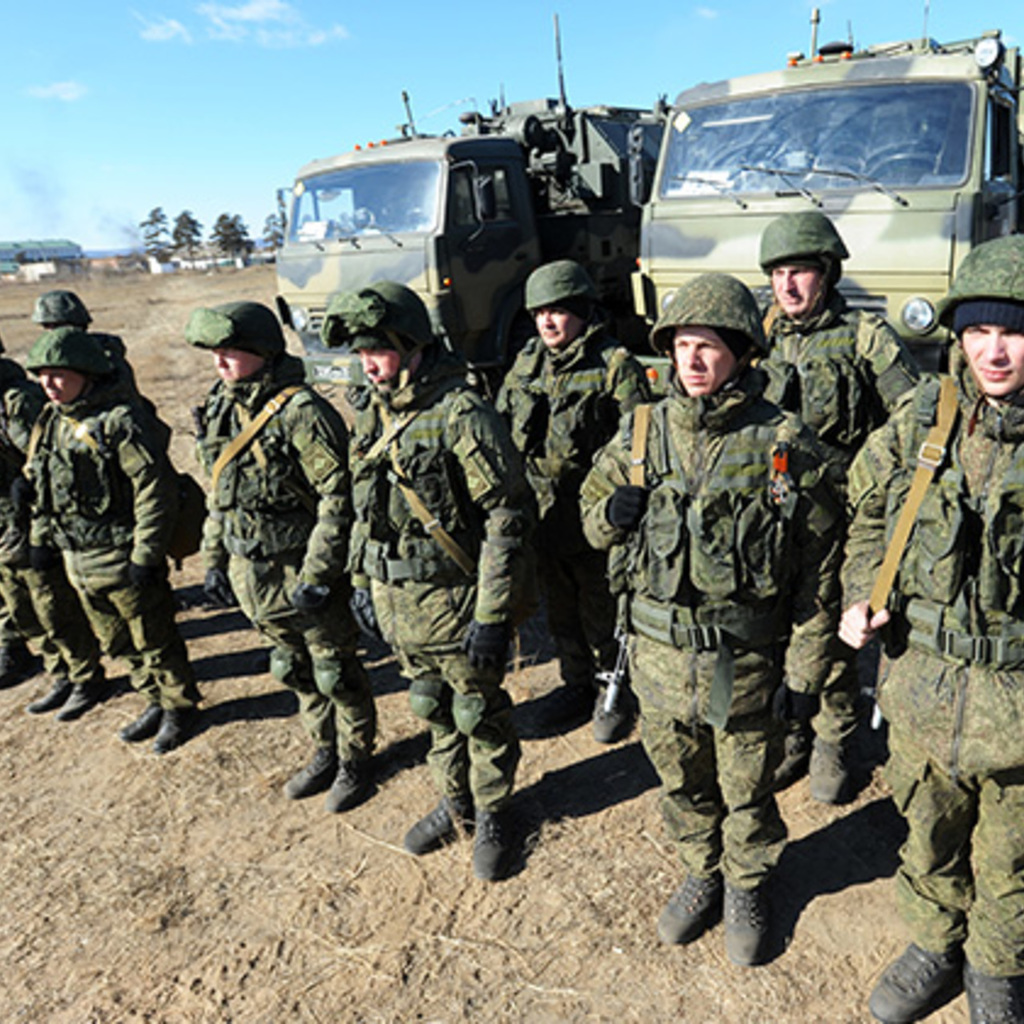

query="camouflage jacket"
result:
[350,348,534,646]
[581,368,842,718]
[26,376,178,567]
[0,358,44,562]
[844,353,1024,774]
[495,321,650,551]
[762,291,919,473]
[194,353,352,586]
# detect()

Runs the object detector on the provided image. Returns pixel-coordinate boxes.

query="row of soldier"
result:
[0,211,1021,1023]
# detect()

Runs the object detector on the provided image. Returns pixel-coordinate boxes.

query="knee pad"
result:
[408,678,450,725]
[452,689,511,737]
[269,646,300,685]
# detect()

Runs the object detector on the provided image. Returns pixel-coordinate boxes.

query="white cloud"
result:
[197,0,348,47]
[133,12,193,43]
[25,81,87,102]
[696,7,718,19]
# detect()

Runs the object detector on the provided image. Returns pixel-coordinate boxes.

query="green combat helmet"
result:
[26,326,113,377]
[650,273,767,356]
[321,281,434,358]
[936,235,1024,327]
[32,290,93,328]
[184,302,285,358]
[524,259,598,313]
[759,211,850,281]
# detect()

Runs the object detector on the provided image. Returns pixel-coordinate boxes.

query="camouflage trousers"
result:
[64,548,198,710]
[810,642,874,745]
[887,727,1024,977]
[541,544,619,692]
[229,553,376,762]
[0,559,103,686]
[637,651,786,887]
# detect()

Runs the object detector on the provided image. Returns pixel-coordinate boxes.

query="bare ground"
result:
[0,267,968,1023]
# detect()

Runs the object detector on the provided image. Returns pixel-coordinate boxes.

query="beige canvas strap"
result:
[629,404,653,486]
[868,376,958,616]
[210,385,302,491]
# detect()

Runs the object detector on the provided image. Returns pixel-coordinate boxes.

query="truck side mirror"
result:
[476,175,497,221]
[628,124,653,207]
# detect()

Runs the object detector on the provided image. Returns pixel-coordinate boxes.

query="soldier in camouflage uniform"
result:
[0,333,106,718]
[495,260,651,742]
[759,211,920,803]
[580,273,842,966]
[187,301,377,813]
[24,327,200,753]
[321,281,534,882]
[841,235,1024,1024]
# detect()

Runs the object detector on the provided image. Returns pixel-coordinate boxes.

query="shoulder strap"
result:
[868,376,958,615]
[630,403,653,486]
[387,431,475,576]
[210,385,302,491]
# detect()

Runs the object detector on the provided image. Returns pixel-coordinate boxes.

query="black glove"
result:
[128,561,162,589]
[10,476,34,512]
[349,586,381,640]
[464,620,511,671]
[203,567,237,608]
[772,684,820,724]
[28,545,59,571]
[290,582,330,612]
[605,485,648,531]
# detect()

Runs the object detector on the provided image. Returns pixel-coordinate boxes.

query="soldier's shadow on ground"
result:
[196,688,298,731]
[176,607,254,642]
[767,796,905,962]
[191,647,271,683]
[506,740,659,877]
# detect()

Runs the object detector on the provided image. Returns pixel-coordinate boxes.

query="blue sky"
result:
[1,1,1018,252]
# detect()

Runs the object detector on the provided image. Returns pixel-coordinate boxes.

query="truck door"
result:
[442,161,541,365]
[982,89,1020,237]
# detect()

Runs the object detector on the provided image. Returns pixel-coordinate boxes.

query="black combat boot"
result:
[55,678,108,722]
[964,963,1024,1024]
[868,943,964,1023]
[657,872,723,945]
[536,683,593,731]
[472,807,512,881]
[404,795,474,855]
[119,703,163,742]
[809,737,854,804]
[0,641,34,689]
[283,746,338,799]
[153,706,199,754]
[723,882,770,967]
[26,677,72,714]
[324,759,373,813]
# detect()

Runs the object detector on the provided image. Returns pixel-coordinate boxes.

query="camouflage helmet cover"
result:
[184,301,285,358]
[936,235,1024,327]
[321,281,434,355]
[32,290,92,327]
[759,211,850,272]
[650,273,767,356]
[524,259,598,312]
[26,326,113,377]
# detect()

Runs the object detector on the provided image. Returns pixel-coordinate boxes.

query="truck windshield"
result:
[659,81,973,199]
[290,160,442,242]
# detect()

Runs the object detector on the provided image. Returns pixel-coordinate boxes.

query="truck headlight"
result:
[974,37,1004,72]
[901,297,936,334]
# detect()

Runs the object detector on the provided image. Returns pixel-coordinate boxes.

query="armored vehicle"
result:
[276,99,664,384]
[633,29,1023,369]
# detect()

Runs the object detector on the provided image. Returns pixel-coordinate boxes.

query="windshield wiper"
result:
[807,165,909,207]
[670,173,749,209]
[738,165,823,207]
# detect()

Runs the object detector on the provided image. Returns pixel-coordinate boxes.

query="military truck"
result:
[632,28,1023,370]
[275,98,664,384]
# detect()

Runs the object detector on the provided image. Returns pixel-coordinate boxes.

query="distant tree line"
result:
[138,204,286,263]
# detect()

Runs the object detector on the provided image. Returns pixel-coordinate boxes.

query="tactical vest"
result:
[30,405,137,551]
[352,387,486,587]
[763,307,903,464]
[620,399,796,653]
[196,384,319,560]
[502,327,633,513]
[888,378,1024,669]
